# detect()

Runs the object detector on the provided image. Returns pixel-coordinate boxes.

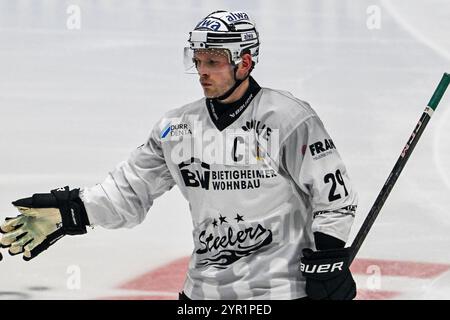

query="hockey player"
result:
[0,10,357,300]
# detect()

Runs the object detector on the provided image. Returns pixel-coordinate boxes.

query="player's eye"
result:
[192,57,223,70]
[207,59,219,66]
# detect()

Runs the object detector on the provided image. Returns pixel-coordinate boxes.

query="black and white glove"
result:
[0,186,90,261]
[300,247,356,300]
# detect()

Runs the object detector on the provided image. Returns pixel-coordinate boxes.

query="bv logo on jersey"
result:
[179,158,211,189]
[161,122,192,139]
[178,158,277,191]
[309,138,336,160]
[195,213,273,269]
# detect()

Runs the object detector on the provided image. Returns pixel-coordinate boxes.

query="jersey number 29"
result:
[324,169,348,202]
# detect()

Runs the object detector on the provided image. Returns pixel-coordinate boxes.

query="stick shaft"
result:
[349,73,450,264]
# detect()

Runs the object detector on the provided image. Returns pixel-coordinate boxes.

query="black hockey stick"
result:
[349,73,450,264]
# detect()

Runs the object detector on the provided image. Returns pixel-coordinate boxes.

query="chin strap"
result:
[215,63,254,101]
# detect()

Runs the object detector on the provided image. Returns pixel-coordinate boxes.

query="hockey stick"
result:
[349,73,450,264]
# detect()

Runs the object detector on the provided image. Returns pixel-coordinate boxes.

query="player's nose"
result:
[199,74,210,83]
[196,63,210,77]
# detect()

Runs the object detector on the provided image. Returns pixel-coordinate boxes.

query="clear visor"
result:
[183,47,236,74]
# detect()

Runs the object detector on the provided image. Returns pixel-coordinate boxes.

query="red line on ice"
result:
[350,258,450,279]
[105,256,450,300]
[119,257,190,292]
[356,289,400,300]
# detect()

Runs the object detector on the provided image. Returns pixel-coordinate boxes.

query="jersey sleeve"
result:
[280,115,357,243]
[79,120,176,229]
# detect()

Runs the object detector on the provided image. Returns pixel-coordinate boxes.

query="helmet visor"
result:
[183,47,234,74]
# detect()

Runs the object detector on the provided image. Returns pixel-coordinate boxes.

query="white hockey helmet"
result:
[184,10,260,73]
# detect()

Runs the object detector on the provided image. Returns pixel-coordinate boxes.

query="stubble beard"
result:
[202,78,234,99]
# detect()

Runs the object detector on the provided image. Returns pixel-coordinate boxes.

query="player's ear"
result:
[237,53,253,79]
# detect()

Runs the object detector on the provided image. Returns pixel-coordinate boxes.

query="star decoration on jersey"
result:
[234,213,244,222]
[211,214,246,228]
[219,214,227,225]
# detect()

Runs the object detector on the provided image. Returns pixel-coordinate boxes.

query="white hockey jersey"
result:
[80,77,357,299]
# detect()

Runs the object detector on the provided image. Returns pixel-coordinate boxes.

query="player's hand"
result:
[0,206,63,260]
[0,187,90,261]
[300,247,356,300]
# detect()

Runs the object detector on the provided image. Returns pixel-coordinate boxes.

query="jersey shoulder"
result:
[161,97,206,120]
[259,87,317,119]
[153,97,205,131]
[256,87,318,141]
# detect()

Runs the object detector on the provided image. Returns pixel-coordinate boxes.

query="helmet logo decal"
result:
[226,12,249,22]
[242,32,256,41]
[196,19,222,31]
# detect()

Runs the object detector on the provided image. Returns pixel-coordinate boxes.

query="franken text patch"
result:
[309,138,336,160]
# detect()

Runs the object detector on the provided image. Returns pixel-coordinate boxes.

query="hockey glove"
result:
[300,247,356,300]
[0,186,90,261]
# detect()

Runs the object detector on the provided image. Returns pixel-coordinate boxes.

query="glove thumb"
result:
[12,193,57,208]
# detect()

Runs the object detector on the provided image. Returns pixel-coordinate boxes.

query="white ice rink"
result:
[1,0,450,300]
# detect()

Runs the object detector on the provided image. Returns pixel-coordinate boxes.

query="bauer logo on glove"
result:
[300,259,345,274]
[300,247,356,300]
[0,186,90,261]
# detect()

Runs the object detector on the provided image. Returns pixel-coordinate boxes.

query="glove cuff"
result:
[51,187,90,235]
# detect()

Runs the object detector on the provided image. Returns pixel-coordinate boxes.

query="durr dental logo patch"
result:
[161,122,192,139]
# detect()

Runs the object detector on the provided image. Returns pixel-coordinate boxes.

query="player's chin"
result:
[203,88,219,99]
